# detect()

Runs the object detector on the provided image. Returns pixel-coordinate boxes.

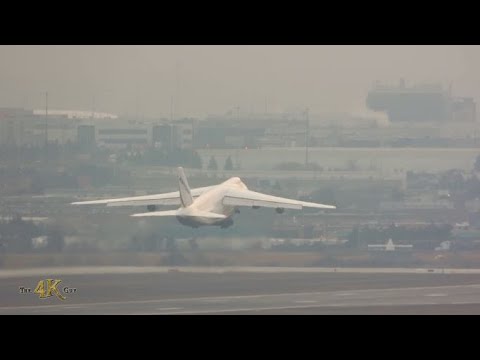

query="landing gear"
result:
[220,218,234,229]
[189,238,199,250]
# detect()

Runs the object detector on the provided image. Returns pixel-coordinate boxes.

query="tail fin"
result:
[177,167,193,207]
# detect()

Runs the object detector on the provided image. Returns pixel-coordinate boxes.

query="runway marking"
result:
[156,307,182,311]
[295,300,317,303]
[372,303,393,306]
[425,293,447,297]
[452,301,475,305]
[131,312,160,315]
[335,293,353,296]
[155,304,334,314]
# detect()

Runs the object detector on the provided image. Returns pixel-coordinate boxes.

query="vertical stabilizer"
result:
[177,167,193,207]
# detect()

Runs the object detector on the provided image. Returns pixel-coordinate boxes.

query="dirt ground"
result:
[2,249,480,269]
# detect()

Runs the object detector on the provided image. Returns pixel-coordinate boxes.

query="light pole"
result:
[45,91,48,146]
[305,107,309,168]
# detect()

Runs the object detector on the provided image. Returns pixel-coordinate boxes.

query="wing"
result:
[71,186,215,207]
[222,189,336,210]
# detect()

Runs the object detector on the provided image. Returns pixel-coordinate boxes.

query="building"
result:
[367,79,476,123]
[0,108,32,146]
[152,119,194,150]
[0,107,79,146]
[0,107,197,151]
[75,117,195,151]
[94,120,152,149]
[32,109,118,120]
[0,108,117,147]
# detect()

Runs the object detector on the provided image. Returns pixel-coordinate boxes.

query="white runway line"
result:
[159,304,331,314]
[452,301,474,305]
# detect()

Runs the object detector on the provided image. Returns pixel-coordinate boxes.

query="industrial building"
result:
[0,108,195,151]
[0,108,79,147]
[367,79,476,123]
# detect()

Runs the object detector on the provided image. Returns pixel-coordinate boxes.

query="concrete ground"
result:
[1,266,480,314]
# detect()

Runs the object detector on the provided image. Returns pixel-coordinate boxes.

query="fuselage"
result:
[176,177,248,227]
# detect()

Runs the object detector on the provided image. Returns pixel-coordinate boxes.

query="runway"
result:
[2,267,480,314]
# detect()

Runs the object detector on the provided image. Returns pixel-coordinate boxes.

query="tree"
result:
[207,156,218,171]
[273,161,304,171]
[224,155,233,171]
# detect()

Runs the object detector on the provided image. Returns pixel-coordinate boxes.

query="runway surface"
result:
[2,266,480,314]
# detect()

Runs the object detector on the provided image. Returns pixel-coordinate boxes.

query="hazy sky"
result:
[0,45,479,118]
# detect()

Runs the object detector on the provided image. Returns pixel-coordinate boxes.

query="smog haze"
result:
[0,45,479,117]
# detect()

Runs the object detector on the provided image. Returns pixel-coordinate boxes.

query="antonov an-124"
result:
[72,167,336,228]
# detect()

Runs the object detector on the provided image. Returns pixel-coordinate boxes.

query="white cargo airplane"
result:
[72,167,336,228]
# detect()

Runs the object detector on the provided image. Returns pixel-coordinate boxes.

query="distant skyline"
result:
[0,45,478,118]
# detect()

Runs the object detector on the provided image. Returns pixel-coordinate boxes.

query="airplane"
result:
[71,167,336,229]
[367,239,413,252]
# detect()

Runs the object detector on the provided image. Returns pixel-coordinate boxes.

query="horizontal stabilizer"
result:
[131,209,227,219]
[188,211,227,219]
[131,210,179,217]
